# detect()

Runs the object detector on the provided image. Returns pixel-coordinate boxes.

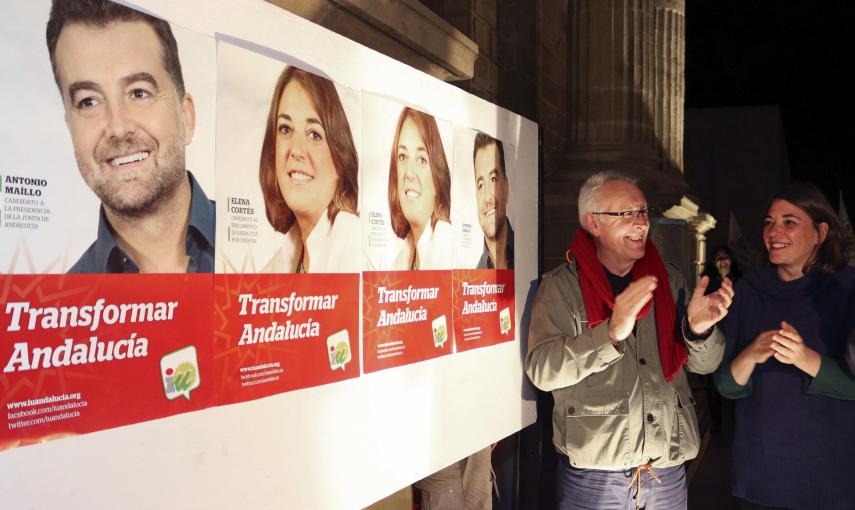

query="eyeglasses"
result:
[591,207,650,221]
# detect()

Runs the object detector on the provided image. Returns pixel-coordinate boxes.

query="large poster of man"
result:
[0,0,216,449]
[212,40,361,403]
[0,0,216,274]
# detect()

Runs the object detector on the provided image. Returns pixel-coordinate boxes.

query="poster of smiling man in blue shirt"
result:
[473,133,513,271]
[46,0,214,274]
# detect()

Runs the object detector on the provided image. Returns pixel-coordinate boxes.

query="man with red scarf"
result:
[526,171,733,510]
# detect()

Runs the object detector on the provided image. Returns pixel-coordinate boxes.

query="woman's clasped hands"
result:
[747,321,821,377]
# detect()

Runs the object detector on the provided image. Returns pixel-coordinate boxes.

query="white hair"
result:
[578,171,639,232]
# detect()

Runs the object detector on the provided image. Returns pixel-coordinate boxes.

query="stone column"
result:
[566,0,685,186]
[542,0,689,267]
[654,0,686,181]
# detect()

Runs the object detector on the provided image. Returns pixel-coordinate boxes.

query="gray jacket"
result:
[525,260,724,469]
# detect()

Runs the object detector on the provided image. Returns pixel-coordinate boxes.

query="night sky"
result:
[686,1,855,216]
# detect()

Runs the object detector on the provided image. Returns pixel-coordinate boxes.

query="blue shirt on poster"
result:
[68,171,215,274]
[476,220,514,270]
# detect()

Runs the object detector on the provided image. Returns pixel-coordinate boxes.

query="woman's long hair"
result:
[386,107,451,239]
[259,66,359,234]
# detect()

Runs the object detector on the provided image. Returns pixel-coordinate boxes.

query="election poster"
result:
[451,127,517,351]
[212,39,361,403]
[361,93,455,372]
[0,0,217,448]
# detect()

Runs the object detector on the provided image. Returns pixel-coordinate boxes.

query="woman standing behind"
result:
[715,183,855,509]
[702,245,742,295]
[702,245,743,433]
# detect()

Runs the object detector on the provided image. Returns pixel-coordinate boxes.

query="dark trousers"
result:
[556,455,687,510]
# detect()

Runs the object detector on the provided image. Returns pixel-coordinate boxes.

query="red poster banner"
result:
[213,273,360,404]
[0,274,214,451]
[452,269,515,352]
[363,270,453,373]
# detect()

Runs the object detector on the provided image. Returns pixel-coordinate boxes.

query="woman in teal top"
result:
[714,183,855,510]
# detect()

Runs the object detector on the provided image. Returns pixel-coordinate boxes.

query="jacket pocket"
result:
[564,393,630,468]
[670,385,700,463]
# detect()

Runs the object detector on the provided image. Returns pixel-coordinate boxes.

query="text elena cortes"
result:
[2,299,178,373]
[236,292,340,345]
[375,285,441,327]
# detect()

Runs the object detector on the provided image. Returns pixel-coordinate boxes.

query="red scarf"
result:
[568,228,687,382]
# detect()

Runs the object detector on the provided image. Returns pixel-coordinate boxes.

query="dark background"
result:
[686,1,855,215]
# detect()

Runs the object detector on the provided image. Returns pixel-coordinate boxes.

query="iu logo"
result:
[160,345,201,401]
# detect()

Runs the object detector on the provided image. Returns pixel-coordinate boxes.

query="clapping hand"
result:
[731,328,777,385]
[608,276,658,343]
[771,321,821,377]
[687,276,734,334]
[744,330,777,364]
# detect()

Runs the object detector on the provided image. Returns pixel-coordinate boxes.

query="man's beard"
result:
[480,212,503,241]
[77,134,187,218]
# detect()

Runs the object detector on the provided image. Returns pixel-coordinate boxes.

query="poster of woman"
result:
[215,41,361,274]
[213,40,361,403]
[361,94,455,371]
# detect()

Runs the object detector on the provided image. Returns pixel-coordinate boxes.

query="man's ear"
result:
[181,93,196,146]
[584,213,600,237]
